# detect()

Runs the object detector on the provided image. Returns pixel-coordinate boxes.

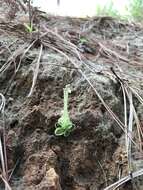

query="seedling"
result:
[55,85,75,137]
[24,0,34,33]
[79,37,87,44]
[24,23,33,33]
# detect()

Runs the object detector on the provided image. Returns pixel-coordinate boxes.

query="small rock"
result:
[38,168,62,190]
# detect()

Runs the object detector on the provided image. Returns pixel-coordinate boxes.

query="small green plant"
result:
[24,0,34,33]
[79,37,88,44]
[54,85,75,137]
[24,23,33,33]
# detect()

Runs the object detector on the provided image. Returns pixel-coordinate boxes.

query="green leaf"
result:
[54,127,65,136]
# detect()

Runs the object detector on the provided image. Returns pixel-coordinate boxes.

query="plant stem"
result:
[63,86,69,117]
[28,0,32,27]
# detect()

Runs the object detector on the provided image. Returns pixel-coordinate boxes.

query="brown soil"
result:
[0,1,143,190]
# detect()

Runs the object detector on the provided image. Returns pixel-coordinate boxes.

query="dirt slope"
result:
[0,1,143,190]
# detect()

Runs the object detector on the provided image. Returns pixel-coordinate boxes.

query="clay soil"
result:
[0,1,143,190]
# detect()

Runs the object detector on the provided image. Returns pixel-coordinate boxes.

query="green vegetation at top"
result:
[96,0,143,21]
[96,0,120,18]
[129,0,143,21]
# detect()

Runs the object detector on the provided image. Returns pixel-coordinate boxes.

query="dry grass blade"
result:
[121,83,128,149]
[118,74,143,173]
[0,175,11,190]
[0,40,37,95]
[0,43,28,74]
[0,93,5,112]
[0,139,6,181]
[104,168,143,190]
[121,84,134,176]
[124,83,143,152]
[112,77,143,189]
[99,42,129,63]
[133,109,143,151]
[15,40,37,73]
[28,44,43,97]
[0,93,11,190]
[0,140,11,190]
[42,26,81,60]
[129,86,143,105]
[126,90,134,173]
[120,83,132,183]
[98,161,108,187]
[8,159,20,181]
[0,40,36,76]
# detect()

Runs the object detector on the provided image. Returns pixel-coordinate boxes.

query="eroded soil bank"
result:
[0,1,143,190]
